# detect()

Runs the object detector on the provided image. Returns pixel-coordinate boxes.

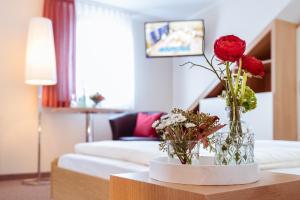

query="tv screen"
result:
[145,20,204,58]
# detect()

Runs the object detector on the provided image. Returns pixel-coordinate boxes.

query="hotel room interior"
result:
[1,0,300,199]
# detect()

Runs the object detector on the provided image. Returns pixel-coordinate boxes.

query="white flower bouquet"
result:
[152,108,224,164]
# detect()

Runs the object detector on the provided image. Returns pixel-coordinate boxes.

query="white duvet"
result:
[75,141,165,166]
[75,140,300,170]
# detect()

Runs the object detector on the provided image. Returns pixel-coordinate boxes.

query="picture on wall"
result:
[145,20,204,57]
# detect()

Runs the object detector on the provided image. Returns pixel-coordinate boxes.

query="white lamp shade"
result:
[25,17,57,85]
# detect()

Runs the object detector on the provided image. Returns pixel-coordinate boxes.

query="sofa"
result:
[109,112,164,141]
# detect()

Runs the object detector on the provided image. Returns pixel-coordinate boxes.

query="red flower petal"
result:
[240,55,265,77]
[214,35,246,62]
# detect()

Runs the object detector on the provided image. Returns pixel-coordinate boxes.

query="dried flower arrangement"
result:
[152,108,224,164]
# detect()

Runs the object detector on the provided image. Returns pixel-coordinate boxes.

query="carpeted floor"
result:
[0,180,51,200]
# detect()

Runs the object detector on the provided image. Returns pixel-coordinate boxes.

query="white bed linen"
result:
[74,141,166,166]
[74,141,213,166]
[255,140,300,169]
[269,168,300,175]
[58,153,148,180]
[58,153,300,179]
[74,140,300,170]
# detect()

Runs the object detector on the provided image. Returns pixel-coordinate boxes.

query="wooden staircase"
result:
[190,19,298,141]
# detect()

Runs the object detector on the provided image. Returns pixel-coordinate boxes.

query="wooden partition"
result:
[272,20,297,140]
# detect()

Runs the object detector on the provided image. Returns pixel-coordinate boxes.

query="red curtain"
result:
[42,0,76,107]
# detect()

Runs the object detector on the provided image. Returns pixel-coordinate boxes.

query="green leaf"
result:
[241,86,257,112]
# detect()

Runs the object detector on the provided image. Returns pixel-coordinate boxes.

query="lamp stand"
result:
[23,86,49,185]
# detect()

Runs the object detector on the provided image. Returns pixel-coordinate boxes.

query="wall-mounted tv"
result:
[145,20,204,58]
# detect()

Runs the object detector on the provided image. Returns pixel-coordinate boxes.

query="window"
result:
[76,1,135,109]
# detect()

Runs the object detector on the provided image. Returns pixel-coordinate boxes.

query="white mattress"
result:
[74,140,300,170]
[58,140,300,179]
[58,153,148,179]
[74,140,212,166]
[58,153,300,179]
[269,168,300,175]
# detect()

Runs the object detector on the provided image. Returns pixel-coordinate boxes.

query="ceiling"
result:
[278,0,300,23]
[92,0,222,19]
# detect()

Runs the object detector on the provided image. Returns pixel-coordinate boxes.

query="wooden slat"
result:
[51,159,109,200]
[272,19,297,140]
[110,172,300,200]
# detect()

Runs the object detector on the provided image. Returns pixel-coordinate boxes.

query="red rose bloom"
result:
[240,55,264,77]
[214,35,246,62]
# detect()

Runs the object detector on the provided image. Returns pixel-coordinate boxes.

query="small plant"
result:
[89,92,105,106]
[152,108,224,164]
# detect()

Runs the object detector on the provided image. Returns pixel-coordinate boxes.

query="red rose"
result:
[240,55,264,77]
[214,35,246,62]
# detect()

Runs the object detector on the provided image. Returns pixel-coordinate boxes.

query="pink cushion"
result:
[133,113,163,137]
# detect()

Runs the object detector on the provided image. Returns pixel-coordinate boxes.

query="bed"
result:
[51,140,300,200]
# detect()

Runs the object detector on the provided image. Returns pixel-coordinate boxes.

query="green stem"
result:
[241,72,248,102]
[234,59,242,95]
[172,141,192,164]
[226,62,237,122]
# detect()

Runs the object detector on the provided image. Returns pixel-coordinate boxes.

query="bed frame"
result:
[51,159,109,200]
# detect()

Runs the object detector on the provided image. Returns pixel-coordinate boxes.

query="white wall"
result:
[133,16,173,112]
[0,2,173,175]
[0,0,43,174]
[172,0,292,109]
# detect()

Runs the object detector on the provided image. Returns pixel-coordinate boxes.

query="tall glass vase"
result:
[214,106,254,165]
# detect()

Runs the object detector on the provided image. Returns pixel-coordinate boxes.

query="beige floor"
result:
[0,180,50,200]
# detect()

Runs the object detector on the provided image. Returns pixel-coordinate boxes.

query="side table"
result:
[110,171,300,200]
[49,107,123,142]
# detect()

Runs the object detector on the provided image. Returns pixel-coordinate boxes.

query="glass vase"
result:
[214,107,254,165]
[167,140,200,165]
[92,102,99,108]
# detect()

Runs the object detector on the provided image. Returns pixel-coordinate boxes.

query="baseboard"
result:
[0,172,50,181]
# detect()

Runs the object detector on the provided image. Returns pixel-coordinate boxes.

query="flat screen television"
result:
[145,20,204,58]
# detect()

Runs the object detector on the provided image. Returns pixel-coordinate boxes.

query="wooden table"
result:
[49,107,124,142]
[110,172,300,200]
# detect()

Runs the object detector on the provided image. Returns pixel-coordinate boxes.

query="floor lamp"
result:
[24,17,57,185]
